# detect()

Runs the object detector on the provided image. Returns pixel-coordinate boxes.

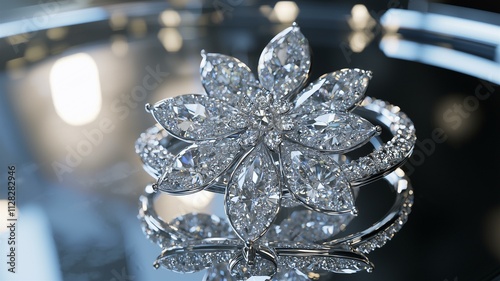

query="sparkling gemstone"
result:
[150,94,242,141]
[226,144,281,241]
[271,269,309,281]
[135,126,175,176]
[158,138,242,193]
[294,69,372,112]
[287,111,378,153]
[203,263,235,281]
[265,209,353,243]
[264,130,283,151]
[275,247,373,274]
[281,141,356,214]
[238,130,260,147]
[231,253,277,280]
[158,242,238,273]
[169,213,235,239]
[275,115,294,132]
[201,53,259,106]
[258,25,310,100]
[252,108,273,128]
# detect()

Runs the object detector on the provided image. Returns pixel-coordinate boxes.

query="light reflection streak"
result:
[380,37,500,85]
[0,7,108,39]
[381,8,500,85]
[381,9,500,45]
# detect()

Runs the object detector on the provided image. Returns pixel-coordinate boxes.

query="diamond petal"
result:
[226,144,281,241]
[258,24,310,100]
[281,141,356,214]
[135,126,180,177]
[150,94,243,141]
[201,52,259,106]
[158,138,243,194]
[169,213,235,239]
[286,111,379,153]
[264,209,354,243]
[294,69,373,112]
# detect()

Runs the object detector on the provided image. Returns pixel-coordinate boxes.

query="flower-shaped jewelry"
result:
[146,23,379,247]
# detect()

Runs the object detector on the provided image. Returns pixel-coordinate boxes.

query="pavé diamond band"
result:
[136,23,416,279]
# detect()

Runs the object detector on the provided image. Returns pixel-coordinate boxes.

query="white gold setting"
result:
[136,24,417,279]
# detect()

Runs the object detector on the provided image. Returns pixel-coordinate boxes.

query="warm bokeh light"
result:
[272,1,299,23]
[46,27,68,41]
[349,31,371,53]
[110,35,129,56]
[158,28,183,52]
[109,12,128,30]
[346,4,376,53]
[129,18,147,37]
[24,43,48,62]
[50,53,102,126]
[349,4,375,31]
[160,10,181,27]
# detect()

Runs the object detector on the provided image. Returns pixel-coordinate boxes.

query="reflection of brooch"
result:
[136,23,416,279]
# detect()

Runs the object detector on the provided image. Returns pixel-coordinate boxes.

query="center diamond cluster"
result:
[239,94,295,150]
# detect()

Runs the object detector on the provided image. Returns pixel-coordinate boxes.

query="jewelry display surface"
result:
[1,1,499,281]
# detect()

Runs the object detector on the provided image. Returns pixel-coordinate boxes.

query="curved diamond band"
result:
[138,168,413,278]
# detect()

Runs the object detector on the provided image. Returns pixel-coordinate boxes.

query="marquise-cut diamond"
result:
[158,138,242,193]
[151,94,242,141]
[294,69,372,112]
[265,209,353,243]
[170,213,235,239]
[281,141,355,214]
[226,145,281,241]
[201,53,258,105]
[287,111,378,152]
[258,25,310,100]
[135,126,176,176]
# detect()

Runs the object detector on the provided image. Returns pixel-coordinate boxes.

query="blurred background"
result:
[0,0,499,280]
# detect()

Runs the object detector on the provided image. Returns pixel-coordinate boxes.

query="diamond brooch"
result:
[136,23,417,280]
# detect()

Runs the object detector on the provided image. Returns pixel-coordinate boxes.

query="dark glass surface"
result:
[0,1,499,281]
